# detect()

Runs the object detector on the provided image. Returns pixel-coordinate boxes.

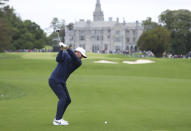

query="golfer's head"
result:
[75,47,87,59]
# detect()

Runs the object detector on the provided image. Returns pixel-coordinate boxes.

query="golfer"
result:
[49,42,87,126]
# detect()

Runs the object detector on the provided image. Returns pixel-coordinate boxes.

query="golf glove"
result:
[59,42,68,49]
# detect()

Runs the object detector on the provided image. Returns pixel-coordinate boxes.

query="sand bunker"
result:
[123,59,155,64]
[94,59,154,64]
[94,60,118,64]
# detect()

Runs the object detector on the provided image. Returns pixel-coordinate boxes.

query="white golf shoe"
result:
[53,118,69,126]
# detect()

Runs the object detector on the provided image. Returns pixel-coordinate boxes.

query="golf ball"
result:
[104,121,108,124]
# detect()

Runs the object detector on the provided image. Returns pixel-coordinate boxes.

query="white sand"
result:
[123,59,155,64]
[94,59,155,64]
[94,60,118,64]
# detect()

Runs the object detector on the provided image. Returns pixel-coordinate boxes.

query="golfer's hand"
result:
[59,42,68,50]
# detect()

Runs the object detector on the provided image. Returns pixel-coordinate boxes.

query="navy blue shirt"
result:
[49,48,82,84]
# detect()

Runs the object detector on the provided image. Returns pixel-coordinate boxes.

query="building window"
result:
[96,36,99,41]
[96,36,103,41]
[91,31,95,35]
[80,30,85,34]
[133,37,136,42]
[126,46,129,50]
[116,31,120,35]
[135,46,137,51]
[125,30,130,34]
[104,44,108,50]
[115,46,121,51]
[133,30,136,35]
[80,36,85,41]
[91,35,95,40]
[70,36,73,41]
[101,36,104,41]
[115,37,121,42]
[92,45,99,52]
[108,29,111,33]
[79,44,86,49]
[126,38,130,42]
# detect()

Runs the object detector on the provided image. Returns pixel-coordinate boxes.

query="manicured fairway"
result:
[0,52,191,131]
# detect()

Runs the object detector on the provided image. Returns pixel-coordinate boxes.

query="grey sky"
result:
[9,0,191,33]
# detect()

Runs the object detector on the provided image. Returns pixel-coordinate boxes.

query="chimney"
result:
[136,21,139,28]
[109,17,113,22]
[123,18,126,24]
[117,18,119,23]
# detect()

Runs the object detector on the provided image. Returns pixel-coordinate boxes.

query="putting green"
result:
[0,52,191,131]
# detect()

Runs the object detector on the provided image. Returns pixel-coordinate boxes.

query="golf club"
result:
[56,30,72,48]
[56,30,61,43]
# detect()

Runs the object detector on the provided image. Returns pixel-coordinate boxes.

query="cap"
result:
[75,47,87,58]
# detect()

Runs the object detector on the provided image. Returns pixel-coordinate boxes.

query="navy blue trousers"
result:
[49,79,71,120]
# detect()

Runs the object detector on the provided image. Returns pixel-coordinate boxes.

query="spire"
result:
[97,0,100,5]
[93,0,104,21]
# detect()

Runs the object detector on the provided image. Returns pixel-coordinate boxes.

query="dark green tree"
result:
[46,32,57,45]
[1,6,48,50]
[67,23,74,31]
[0,16,11,51]
[142,17,159,32]
[138,27,171,57]
[159,9,191,55]
[23,20,47,49]
[0,1,11,52]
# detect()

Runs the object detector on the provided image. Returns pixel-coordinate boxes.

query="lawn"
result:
[0,52,191,131]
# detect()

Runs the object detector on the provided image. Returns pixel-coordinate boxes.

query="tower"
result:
[93,0,104,21]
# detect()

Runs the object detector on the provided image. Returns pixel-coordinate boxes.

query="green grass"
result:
[0,52,191,131]
[45,45,53,50]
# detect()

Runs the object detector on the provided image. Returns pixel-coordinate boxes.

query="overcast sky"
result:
[9,0,191,33]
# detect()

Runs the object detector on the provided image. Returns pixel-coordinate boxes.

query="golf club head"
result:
[56,30,60,33]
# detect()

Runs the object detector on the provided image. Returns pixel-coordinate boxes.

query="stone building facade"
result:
[65,0,144,53]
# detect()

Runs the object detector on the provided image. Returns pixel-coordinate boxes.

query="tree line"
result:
[0,0,73,52]
[1,0,191,56]
[138,9,191,57]
[0,0,48,52]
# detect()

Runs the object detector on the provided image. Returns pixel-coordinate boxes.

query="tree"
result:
[0,0,8,7]
[12,20,47,49]
[24,20,47,47]
[48,18,65,50]
[0,17,11,51]
[159,9,191,32]
[0,6,48,50]
[46,32,57,45]
[59,20,65,42]
[138,27,171,57]
[51,17,59,32]
[0,3,11,52]
[67,23,74,31]
[159,9,191,55]
[142,17,159,32]
[50,18,65,42]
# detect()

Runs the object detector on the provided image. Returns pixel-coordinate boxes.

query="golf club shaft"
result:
[57,32,61,43]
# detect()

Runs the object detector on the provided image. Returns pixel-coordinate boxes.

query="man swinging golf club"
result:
[49,42,87,126]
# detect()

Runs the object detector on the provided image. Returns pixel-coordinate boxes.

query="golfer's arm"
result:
[67,48,81,65]
[56,50,64,63]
